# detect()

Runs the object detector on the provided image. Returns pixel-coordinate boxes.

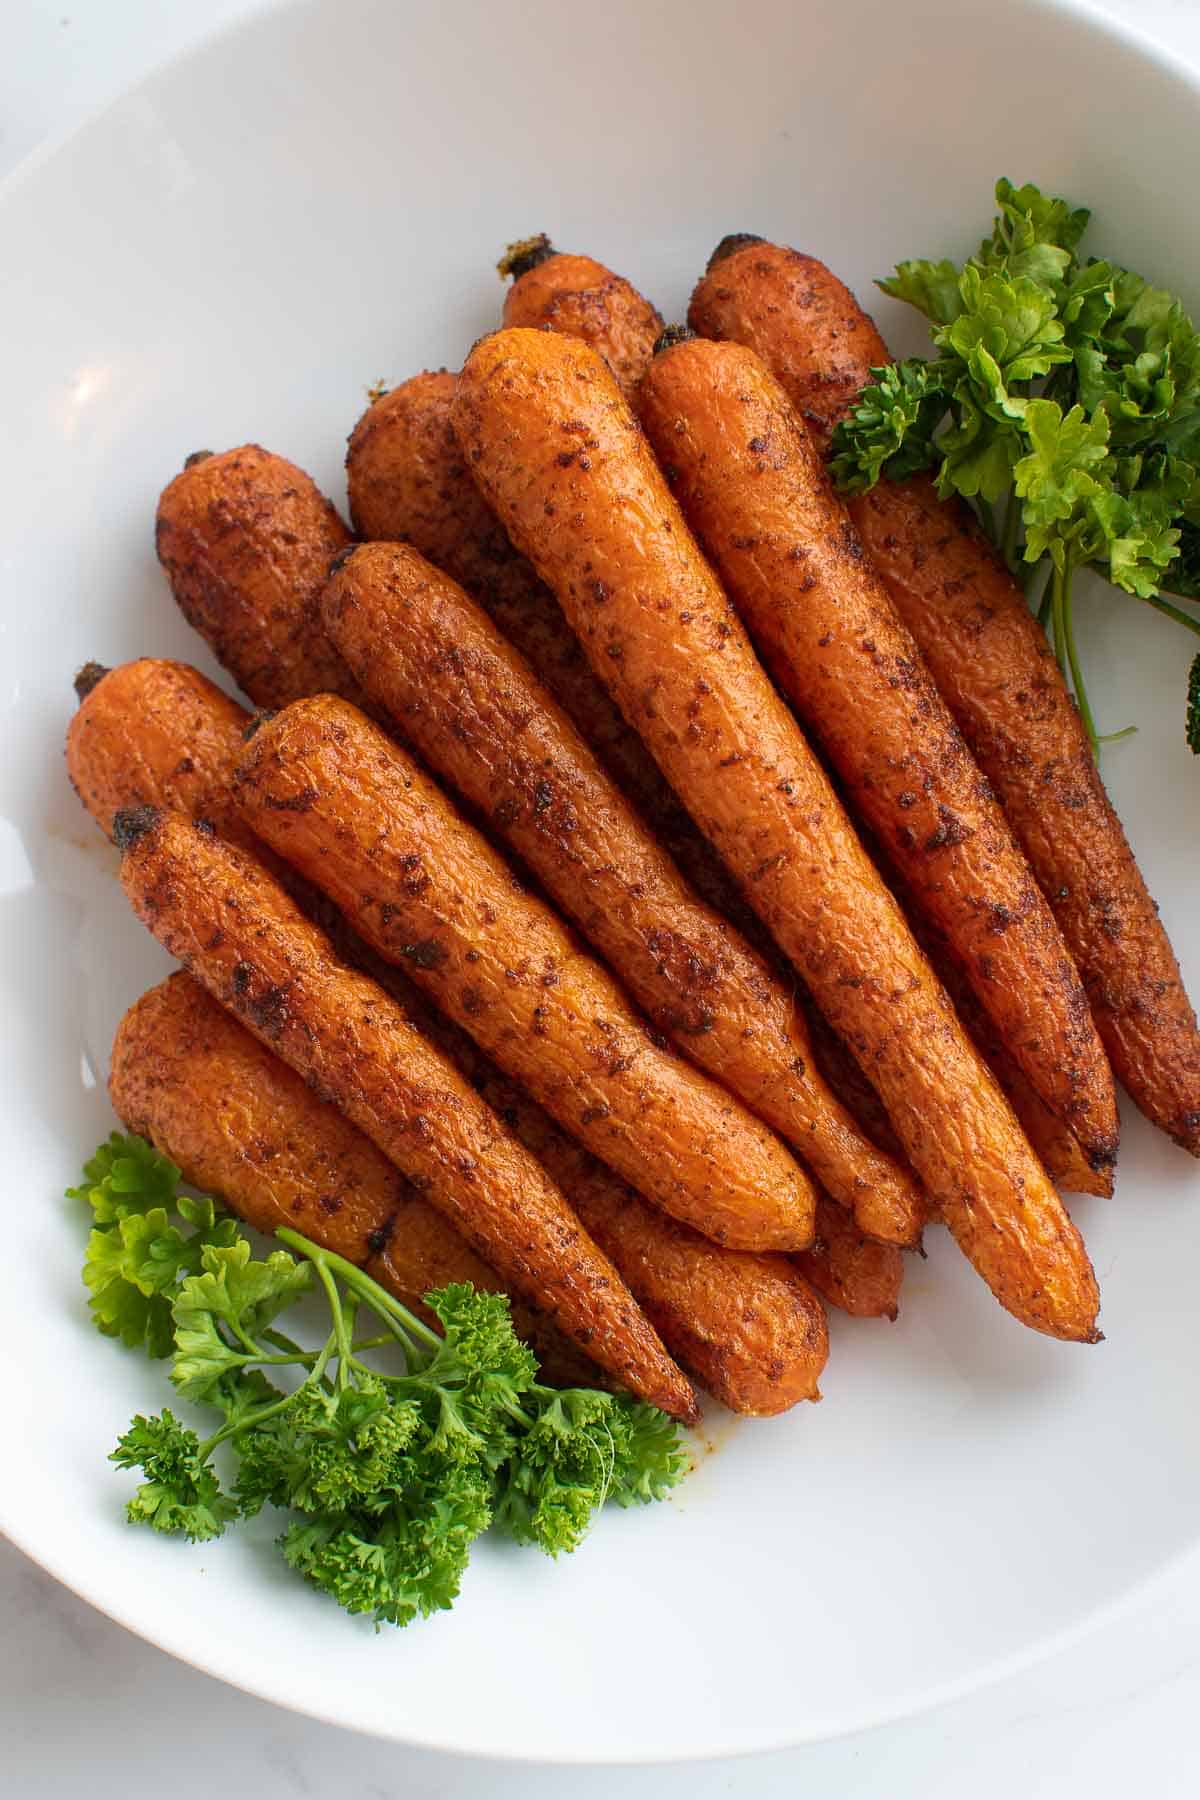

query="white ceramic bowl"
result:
[3,0,1200,1763]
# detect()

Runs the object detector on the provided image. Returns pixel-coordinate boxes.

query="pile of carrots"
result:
[65,232,1200,1424]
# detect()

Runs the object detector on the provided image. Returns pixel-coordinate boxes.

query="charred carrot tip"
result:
[242,710,277,743]
[112,803,161,851]
[706,232,765,270]
[183,449,214,469]
[497,234,556,282]
[327,544,358,578]
[653,324,696,356]
[73,660,111,702]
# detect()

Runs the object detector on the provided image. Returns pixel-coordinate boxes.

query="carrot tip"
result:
[706,233,765,271]
[653,323,695,356]
[112,803,161,851]
[73,660,110,703]
[497,234,555,282]
[327,544,358,579]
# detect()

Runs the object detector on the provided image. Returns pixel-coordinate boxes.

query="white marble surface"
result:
[5,1,1200,1791]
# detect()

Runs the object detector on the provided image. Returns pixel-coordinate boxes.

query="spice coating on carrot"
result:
[794,1197,904,1321]
[453,326,1101,1343]
[108,971,592,1379]
[322,538,925,1244]
[67,658,254,848]
[344,370,759,936]
[501,247,664,396]
[235,695,818,1253]
[71,661,826,1409]
[115,808,697,1419]
[691,239,1200,1156]
[156,444,364,712]
[638,335,1118,1171]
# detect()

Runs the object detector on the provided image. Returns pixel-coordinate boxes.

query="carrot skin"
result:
[115,808,698,1419]
[72,664,828,1408]
[321,538,925,1244]
[235,694,819,1253]
[108,971,593,1379]
[690,239,1200,1157]
[155,443,366,712]
[502,250,664,396]
[453,326,1101,1344]
[638,335,1118,1171]
[344,370,764,940]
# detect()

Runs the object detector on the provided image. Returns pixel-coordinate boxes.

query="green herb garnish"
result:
[72,1134,687,1627]
[830,178,1200,755]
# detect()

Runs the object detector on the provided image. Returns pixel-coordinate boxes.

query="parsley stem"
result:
[977,496,998,546]
[1032,560,1054,625]
[306,1253,357,1390]
[275,1227,443,1359]
[1051,560,1067,673]
[226,1318,269,1358]
[199,1380,316,1456]
[1059,563,1101,758]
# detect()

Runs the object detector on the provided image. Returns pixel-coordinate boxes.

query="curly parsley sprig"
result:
[73,1134,689,1627]
[830,178,1200,756]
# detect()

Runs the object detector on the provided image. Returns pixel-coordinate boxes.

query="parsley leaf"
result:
[76,1136,690,1630]
[831,176,1200,753]
[68,1131,182,1225]
[110,1410,237,1542]
[828,358,951,492]
[73,1135,240,1355]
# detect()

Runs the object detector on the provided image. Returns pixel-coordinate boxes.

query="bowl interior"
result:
[3,0,1200,1761]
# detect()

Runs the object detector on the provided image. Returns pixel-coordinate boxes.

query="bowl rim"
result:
[3,0,1199,1761]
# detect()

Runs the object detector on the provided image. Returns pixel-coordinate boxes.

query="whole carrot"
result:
[113,805,696,1419]
[68,664,831,1403]
[638,333,1118,1173]
[321,538,925,1245]
[453,326,1101,1343]
[690,237,1200,1157]
[235,694,818,1253]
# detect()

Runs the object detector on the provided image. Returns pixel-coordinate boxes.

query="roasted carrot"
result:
[155,444,365,712]
[794,1199,904,1321]
[453,326,1101,1343]
[690,238,1200,1156]
[638,334,1118,1172]
[113,805,696,1419]
[108,970,591,1378]
[460,1062,827,1410]
[67,666,829,1406]
[322,538,925,1244]
[498,235,664,395]
[235,694,817,1252]
[120,973,827,1412]
[343,370,759,936]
